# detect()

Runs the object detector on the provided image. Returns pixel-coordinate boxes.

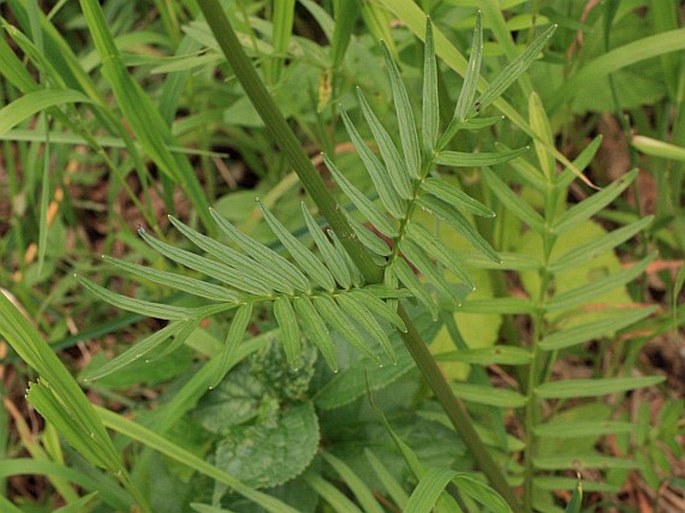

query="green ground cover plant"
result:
[0,1,683,512]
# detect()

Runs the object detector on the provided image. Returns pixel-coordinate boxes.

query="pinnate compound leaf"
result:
[259,201,335,292]
[381,41,421,178]
[340,108,405,219]
[214,402,319,489]
[293,295,337,371]
[301,203,352,289]
[209,207,310,292]
[356,88,412,199]
[324,154,398,238]
[210,303,253,388]
[422,18,439,153]
[421,177,495,218]
[273,296,302,366]
[535,376,664,399]
[103,256,240,303]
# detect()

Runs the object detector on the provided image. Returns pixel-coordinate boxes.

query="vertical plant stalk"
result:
[196,2,520,510]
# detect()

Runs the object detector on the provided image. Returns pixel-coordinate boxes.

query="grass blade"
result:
[323,452,384,513]
[0,89,90,136]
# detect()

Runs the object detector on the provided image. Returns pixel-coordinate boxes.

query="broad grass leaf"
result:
[535,376,664,399]
[0,89,91,136]
[340,108,405,218]
[103,256,240,303]
[323,452,385,513]
[259,201,335,292]
[421,177,495,218]
[381,41,421,178]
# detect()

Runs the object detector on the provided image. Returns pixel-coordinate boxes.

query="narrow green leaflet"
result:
[301,203,352,289]
[421,177,495,218]
[539,307,656,351]
[138,228,272,296]
[546,253,656,313]
[259,201,335,292]
[209,207,310,292]
[415,195,500,264]
[457,297,535,314]
[434,146,529,167]
[0,88,91,136]
[481,168,546,232]
[549,216,653,273]
[535,376,664,399]
[399,239,461,305]
[324,154,398,237]
[103,256,240,303]
[381,41,421,178]
[330,231,363,287]
[336,293,395,361]
[534,420,637,439]
[76,276,205,320]
[365,449,410,510]
[273,296,302,365]
[452,383,527,408]
[476,23,556,111]
[632,135,685,163]
[168,215,292,294]
[340,108,405,218]
[405,221,476,287]
[293,296,337,371]
[529,92,554,182]
[533,454,638,471]
[306,474,364,513]
[350,289,407,332]
[421,18,438,153]
[452,473,512,513]
[404,468,458,513]
[210,303,253,388]
[323,453,385,513]
[356,88,412,199]
[452,11,482,122]
[314,295,377,361]
[390,258,438,320]
[435,346,531,365]
[552,169,638,234]
[346,215,392,256]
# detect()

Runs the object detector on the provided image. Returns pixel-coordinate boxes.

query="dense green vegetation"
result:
[1,1,683,512]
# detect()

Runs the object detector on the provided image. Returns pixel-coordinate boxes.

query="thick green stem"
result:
[197,2,520,510]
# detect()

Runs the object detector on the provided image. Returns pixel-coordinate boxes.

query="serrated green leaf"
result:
[435,145,529,167]
[301,203,352,289]
[356,88,412,199]
[314,295,377,361]
[422,18,439,153]
[258,201,335,292]
[405,221,475,287]
[381,41,421,178]
[209,208,310,292]
[138,228,272,296]
[535,376,664,399]
[77,275,205,320]
[476,23,556,111]
[168,215,291,294]
[273,296,302,366]
[533,454,638,470]
[346,215,392,256]
[435,346,531,365]
[534,420,637,439]
[390,258,438,320]
[481,167,546,232]
[323,452,385,513]
[546,253,655,313]
[549,216,653,273]
[452,383,527,408]
[539,307,656,351]
[552,169,638,234]
[453,11,482,123]
[340,108,405,219]
[350,289,406,332]
[103,256,240,303]
[210,303,253,388]
[324,154,398,237]
[421,177,495,218]
[293,296,337,371]
[414,196,500,266]
[336,293,395,362]
[399,239,461,306]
